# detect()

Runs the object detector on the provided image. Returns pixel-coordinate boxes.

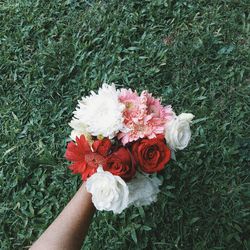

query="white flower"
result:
[178,113,194,123]
[164,113,194,151]
[73,83,125,139]
[127,172,162,207]
[86,167,129,214]
[69,118,90,141]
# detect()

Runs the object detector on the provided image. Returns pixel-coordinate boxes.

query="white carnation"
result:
[86,167,129,214]
[164,113,194,151]
[73,83,125,139]
[127,172,162,207]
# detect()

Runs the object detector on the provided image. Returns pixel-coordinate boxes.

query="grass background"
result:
[1,0,249,249]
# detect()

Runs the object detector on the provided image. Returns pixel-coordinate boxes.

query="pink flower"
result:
[119,88,147,121]
[118,89,174,145]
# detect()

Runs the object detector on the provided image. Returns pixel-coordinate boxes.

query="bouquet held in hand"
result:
[65,84,194,213]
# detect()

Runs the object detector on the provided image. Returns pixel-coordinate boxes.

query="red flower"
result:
[65,135,107,181]
[65,135,91,162]
[104,147,136,181]
[92,138,112,156]
[132,135,171,173]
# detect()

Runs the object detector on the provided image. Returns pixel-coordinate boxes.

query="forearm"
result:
[30,184,95,250]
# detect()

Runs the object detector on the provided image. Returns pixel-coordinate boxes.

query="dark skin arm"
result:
[30,184,95,250]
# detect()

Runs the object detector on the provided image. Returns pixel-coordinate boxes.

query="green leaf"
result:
[131,228,137,244]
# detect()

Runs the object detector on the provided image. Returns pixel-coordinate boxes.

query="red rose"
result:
[104,147,136,181]
[132,136,171,173]
[92,138,112,156]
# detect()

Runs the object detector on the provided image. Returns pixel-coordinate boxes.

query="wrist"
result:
[79,183,95,212]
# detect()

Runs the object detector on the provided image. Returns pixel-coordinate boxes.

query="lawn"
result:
[0,0,249,249]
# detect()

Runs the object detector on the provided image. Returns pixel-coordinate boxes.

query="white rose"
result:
[86,167,129,214]
[127,172,162,207]
[164,113,194,151]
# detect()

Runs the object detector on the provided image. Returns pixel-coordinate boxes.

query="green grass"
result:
[1,0,249,249]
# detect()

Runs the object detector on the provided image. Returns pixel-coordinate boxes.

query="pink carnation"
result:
[119,88,147,121]
[118,89,173,145]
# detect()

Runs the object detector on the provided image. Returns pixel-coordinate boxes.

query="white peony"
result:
[127,172,162,207]
[86,167,129,214]
[73,83,125,139]
[164,113,194,151]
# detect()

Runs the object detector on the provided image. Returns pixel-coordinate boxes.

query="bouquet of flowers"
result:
[65,84,194,213]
